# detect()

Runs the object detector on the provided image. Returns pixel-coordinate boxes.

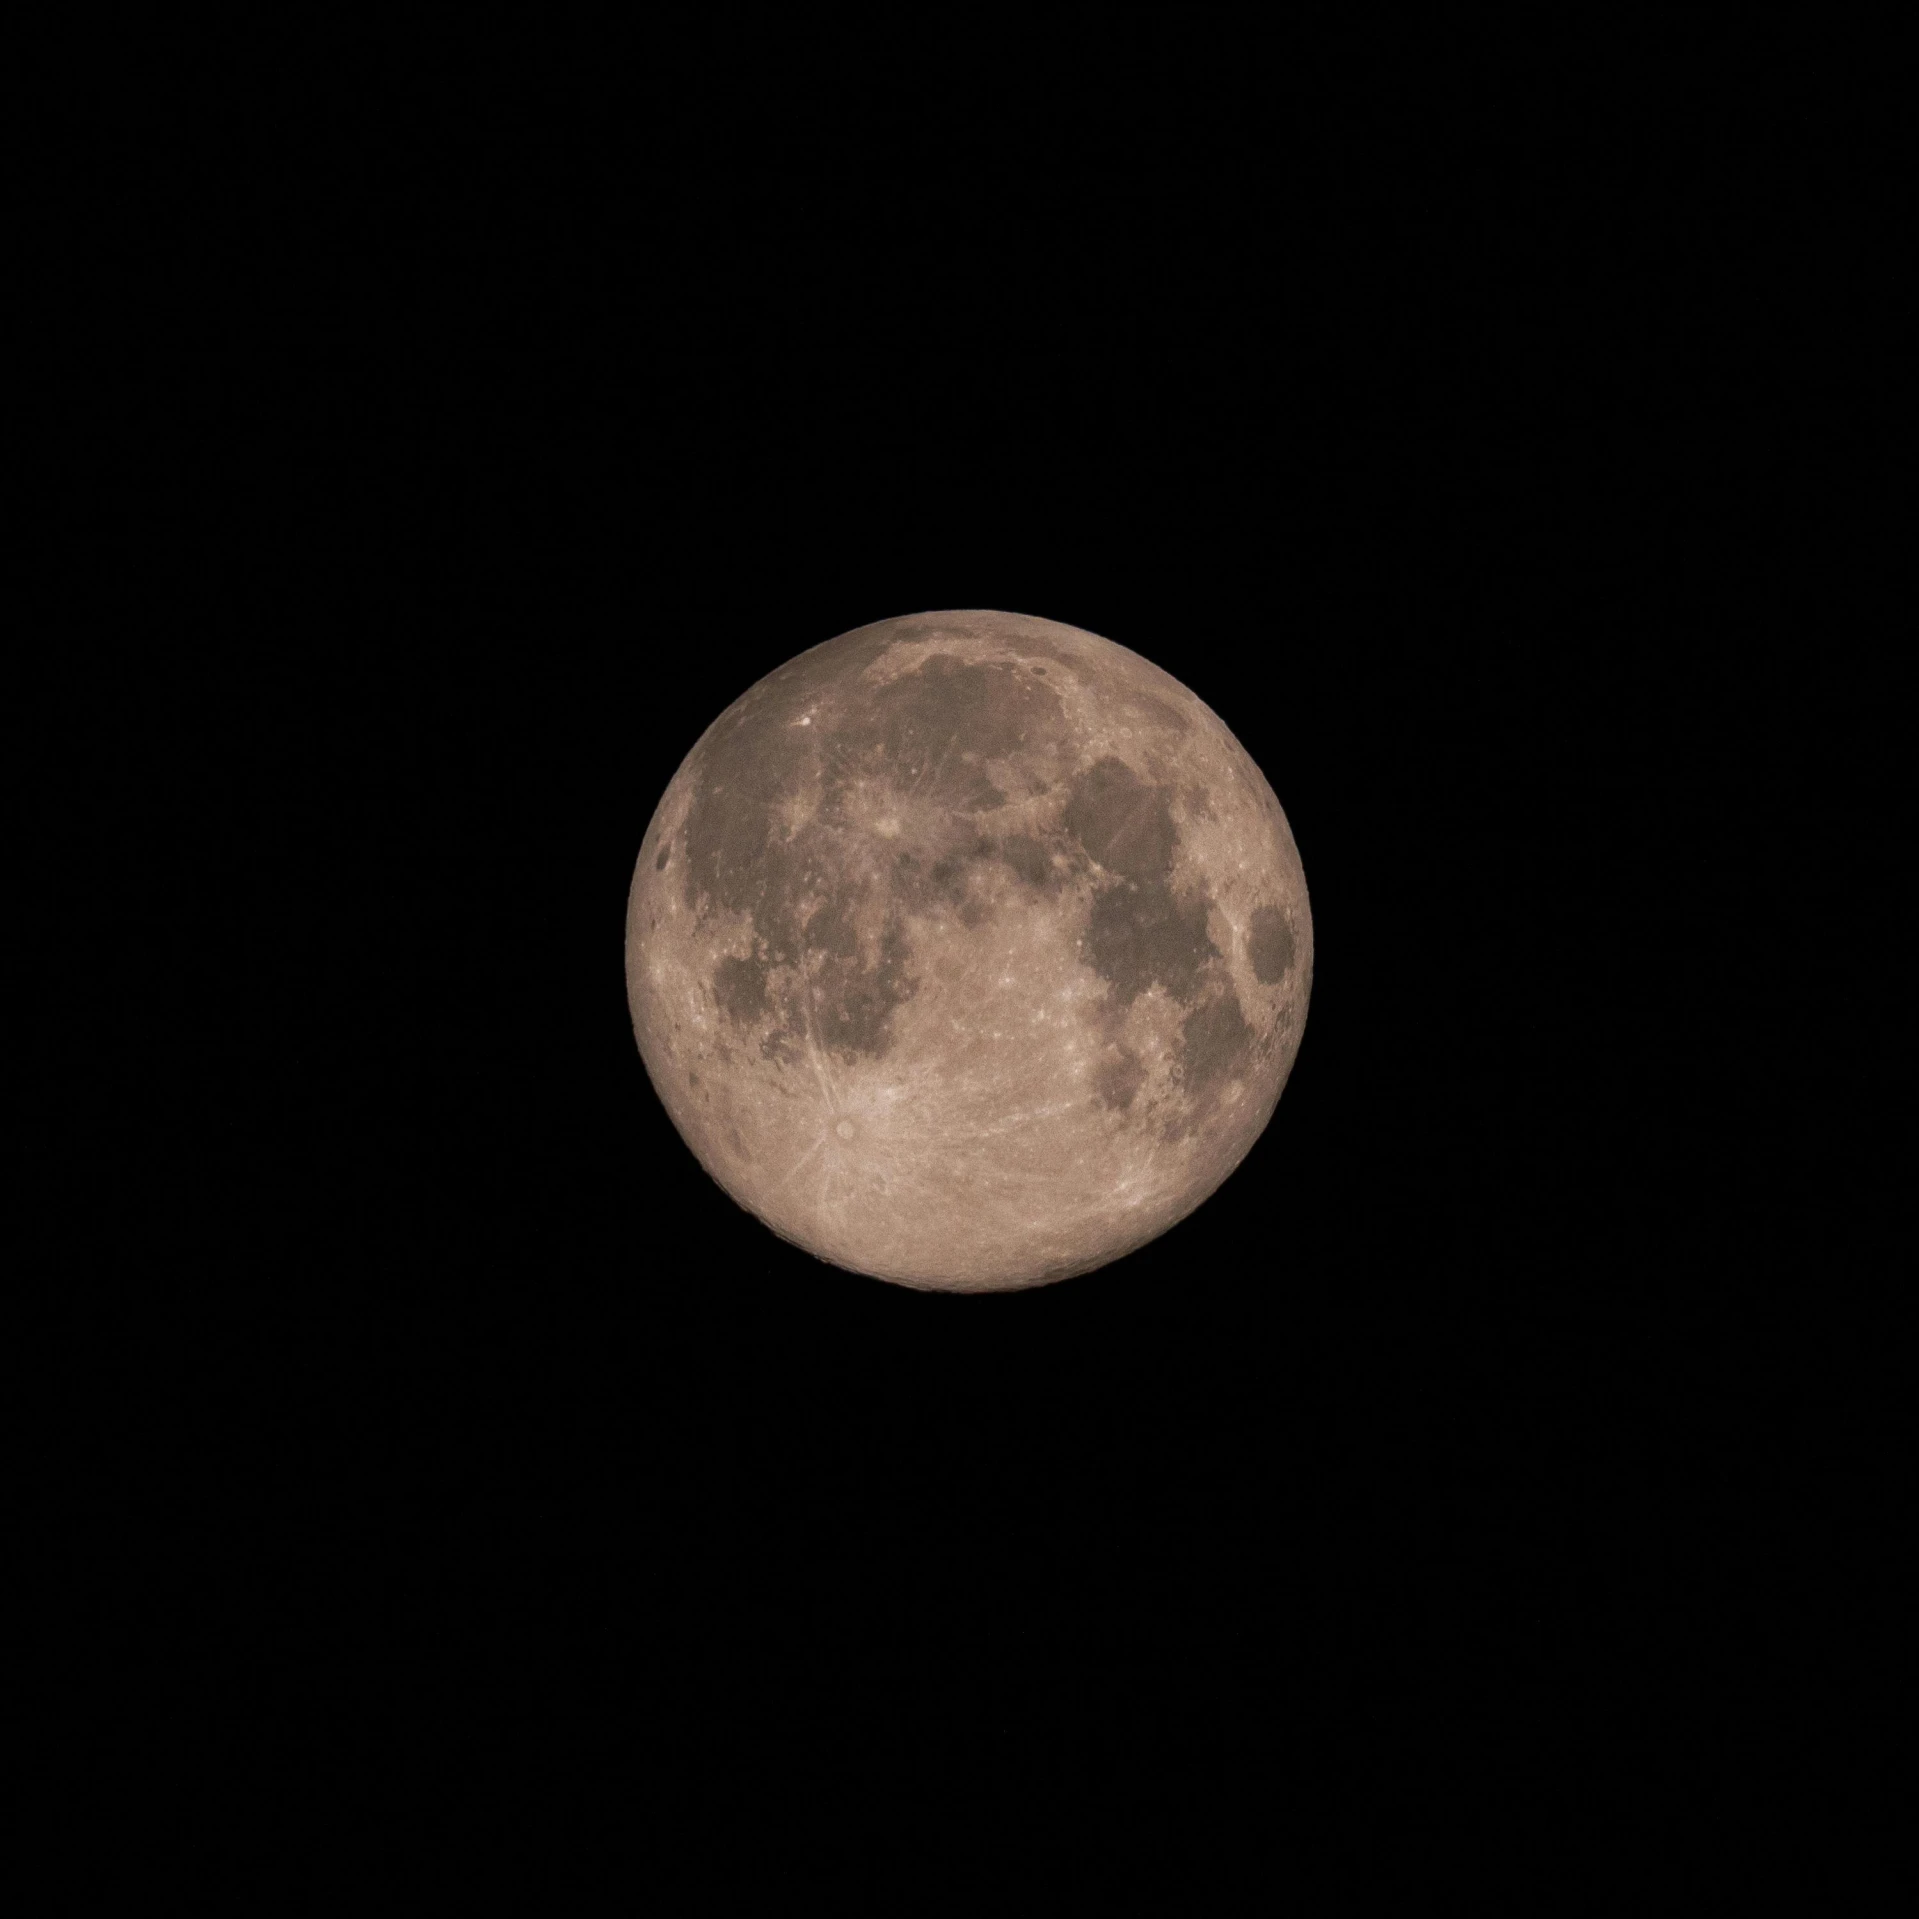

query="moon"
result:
[625,611,1312,1291]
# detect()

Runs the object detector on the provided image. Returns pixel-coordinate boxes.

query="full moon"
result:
[625,611,1312,1291]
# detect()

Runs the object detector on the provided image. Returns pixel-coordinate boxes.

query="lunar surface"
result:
[625,611,1312,1291]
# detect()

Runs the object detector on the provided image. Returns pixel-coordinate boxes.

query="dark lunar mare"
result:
[1063,755,1216,1003]
[834,652,1062,810]
[674,633,1263,1125]
[1057,753,1261,1133]
[1171,991,1257,1139]
[679,643,1071,1067]
[1246,904,1297,983]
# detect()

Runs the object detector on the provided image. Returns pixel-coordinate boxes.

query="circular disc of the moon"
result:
[625,611,1312,1291]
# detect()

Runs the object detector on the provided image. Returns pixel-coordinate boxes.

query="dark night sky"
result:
[35,22,1900,1891]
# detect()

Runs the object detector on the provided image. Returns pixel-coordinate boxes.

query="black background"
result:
[37,22,1901,1893]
